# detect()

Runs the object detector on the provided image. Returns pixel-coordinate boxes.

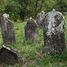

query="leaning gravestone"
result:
[25,17,38,41]
[1,13,16,45]
[43,9,65,54]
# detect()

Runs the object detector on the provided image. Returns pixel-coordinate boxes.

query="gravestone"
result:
[0,45,18,65]
[36,11,45,28]
[43,9,65,54]
[1,13,16,45]
[0,14,20,65]
[25,17,38,41]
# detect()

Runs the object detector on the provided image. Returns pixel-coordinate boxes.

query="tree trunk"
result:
[35,0,39,18]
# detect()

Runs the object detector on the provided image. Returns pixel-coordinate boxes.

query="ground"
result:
[0,15,67,67]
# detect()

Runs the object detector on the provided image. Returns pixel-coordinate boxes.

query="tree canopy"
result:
[0,0,67,21]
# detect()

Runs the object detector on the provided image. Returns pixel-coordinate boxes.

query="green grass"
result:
[0,15,67,67]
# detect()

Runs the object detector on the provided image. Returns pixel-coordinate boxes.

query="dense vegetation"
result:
[0,0,67,21]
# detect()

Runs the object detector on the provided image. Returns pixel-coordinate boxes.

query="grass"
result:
[0,15,67,67]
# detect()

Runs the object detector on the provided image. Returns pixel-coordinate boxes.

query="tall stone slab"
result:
[43,10,65,54]
[1,13,16,45]
[25,17,38,41]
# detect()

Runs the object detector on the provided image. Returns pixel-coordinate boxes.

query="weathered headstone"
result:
[43,9,65,54]
[36,11,45,28]
[0,45,18,65]
[0,14,21,65]
[25,17,38,41]
[1,13,16,45]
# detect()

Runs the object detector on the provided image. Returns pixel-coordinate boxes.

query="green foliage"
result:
[5,0,21,21]
[54,0,67,12]
[0,0,67,21]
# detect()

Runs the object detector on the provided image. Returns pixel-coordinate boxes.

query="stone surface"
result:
[25,17,38,41]
[43,10,65,54]
[36,11,45,28]
[0,13,16,45]
[0,46,18,65]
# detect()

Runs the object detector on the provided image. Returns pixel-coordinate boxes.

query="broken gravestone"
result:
[43,9,65,54]
[0,13,16,45]
[0,45,18,65]
[25,17,38,41]
[0,13,20,65]
[36,11,45,28]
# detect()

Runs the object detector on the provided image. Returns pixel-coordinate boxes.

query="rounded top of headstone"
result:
[29,17,32,20]
[41,11,45,14]
[3,13,9,19]
[46,9,63,18]
[52,9,55,11]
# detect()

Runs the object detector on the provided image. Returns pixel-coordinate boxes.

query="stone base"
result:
[43,46,65,55]
[43,32,65,55]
